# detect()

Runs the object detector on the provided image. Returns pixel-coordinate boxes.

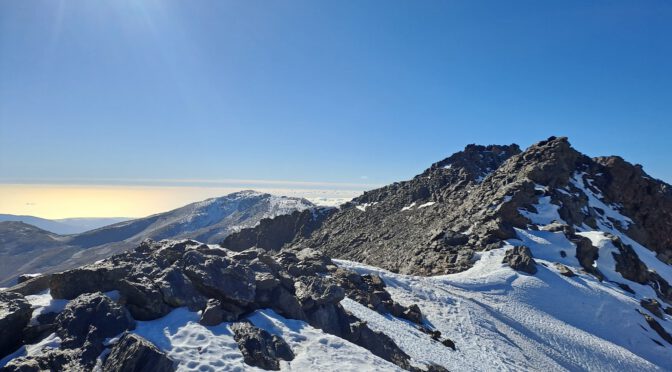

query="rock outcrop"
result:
[102,333,175,372]
[0,292,33,359]
[230,321,294,370]
[503,246,537,275]
[1,239,439,371]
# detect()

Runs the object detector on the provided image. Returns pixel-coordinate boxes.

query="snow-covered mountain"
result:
[0,215,130,235]
[1,137,671,371]
[0,191,314,286]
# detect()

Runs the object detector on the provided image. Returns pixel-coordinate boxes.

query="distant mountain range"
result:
[0,190,315,286]
[0,215,130,235]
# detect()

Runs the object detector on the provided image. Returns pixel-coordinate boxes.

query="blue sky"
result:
[1,0,671,187]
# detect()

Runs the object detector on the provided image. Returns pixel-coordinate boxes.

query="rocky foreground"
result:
[0,240,452,371]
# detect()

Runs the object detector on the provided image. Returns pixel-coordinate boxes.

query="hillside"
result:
[0,191,314,286]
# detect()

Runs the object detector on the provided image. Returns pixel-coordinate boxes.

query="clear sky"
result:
[1,1,671,218]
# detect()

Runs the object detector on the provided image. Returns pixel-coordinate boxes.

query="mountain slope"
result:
[0,191,314,286]
[293,137,671,276]
[0,215,129,235]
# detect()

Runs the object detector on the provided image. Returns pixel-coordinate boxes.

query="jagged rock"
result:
[593,156,672,262]
[441,338,456,350]
[0,291,33,359]
[342,314,413,370]
[554,263,575,277]
[294,276,345,309]
[221,207,335,252]
[402,304,423,324]
[199,298,243,325]
[640,298,664,318]
[230,321,294,370]
[157,266,208,311]
[102,333,175,372]
[4,274,52,296]
[268,286,306,320]
[610,236,649,284]
[503,246,537,274]
[1,348,88,372]
[56,292,135,350]
[642,313,672,345]
[182,250,256,305]
[116,277,172,320]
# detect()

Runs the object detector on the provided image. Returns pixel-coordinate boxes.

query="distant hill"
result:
[0,190,314,286]
[0,215,130,235]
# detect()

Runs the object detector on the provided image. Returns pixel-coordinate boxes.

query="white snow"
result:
[418,202,436,209]
[25,290,68,326]
[356,202,377,212]
[337,252,671,371]
[401,202,417,211]
[518,195,563,226]
[570,173,633,229]
[133,307,400,371]
[0,333,61,368]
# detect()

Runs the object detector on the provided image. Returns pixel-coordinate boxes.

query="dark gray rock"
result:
[221,207,335,252]
[56,292,135,350]
[157,266,208,311]
[183,251,256,305]
[0,292,33,359]
[640,298,664,318]
[199,299,243,326]
[503,246,537,274]
[1,348,88,372]
[102,333,175,372]
[294,276,345,309]
[642,313,672,345]
[554,263,575,277]
[230,321,294,370]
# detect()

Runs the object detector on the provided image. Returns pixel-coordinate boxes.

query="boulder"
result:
[640,298,664,318]
[49,263,131,300]
[503,246,537,274]
[157,266,208,311]
[102,333,175,372]
[294,276,345,309]
[183,251,256,305]
[554,263,575,277]
[199,299,243,326]
[116,278,172,320]
[56,292,135,350]
[642,313,672,345]
[230,321,294,370]
[1,348,87,372]
[0,291,33,359]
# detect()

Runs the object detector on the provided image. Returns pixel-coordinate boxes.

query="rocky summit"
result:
[1,136,671,371]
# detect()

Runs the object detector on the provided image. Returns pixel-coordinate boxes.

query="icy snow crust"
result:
[339,255,668,371]
[133,307,400,371]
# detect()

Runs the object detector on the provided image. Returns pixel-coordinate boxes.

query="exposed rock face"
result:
[290,143,524,275]
[230,321,294,370]
[279,136,672,281]
[0,292,33,359]
[102,333,175,372]
[593,156,672,263]
[221,207,336,252]
[503,246,537,274]
[641,313,672,345]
